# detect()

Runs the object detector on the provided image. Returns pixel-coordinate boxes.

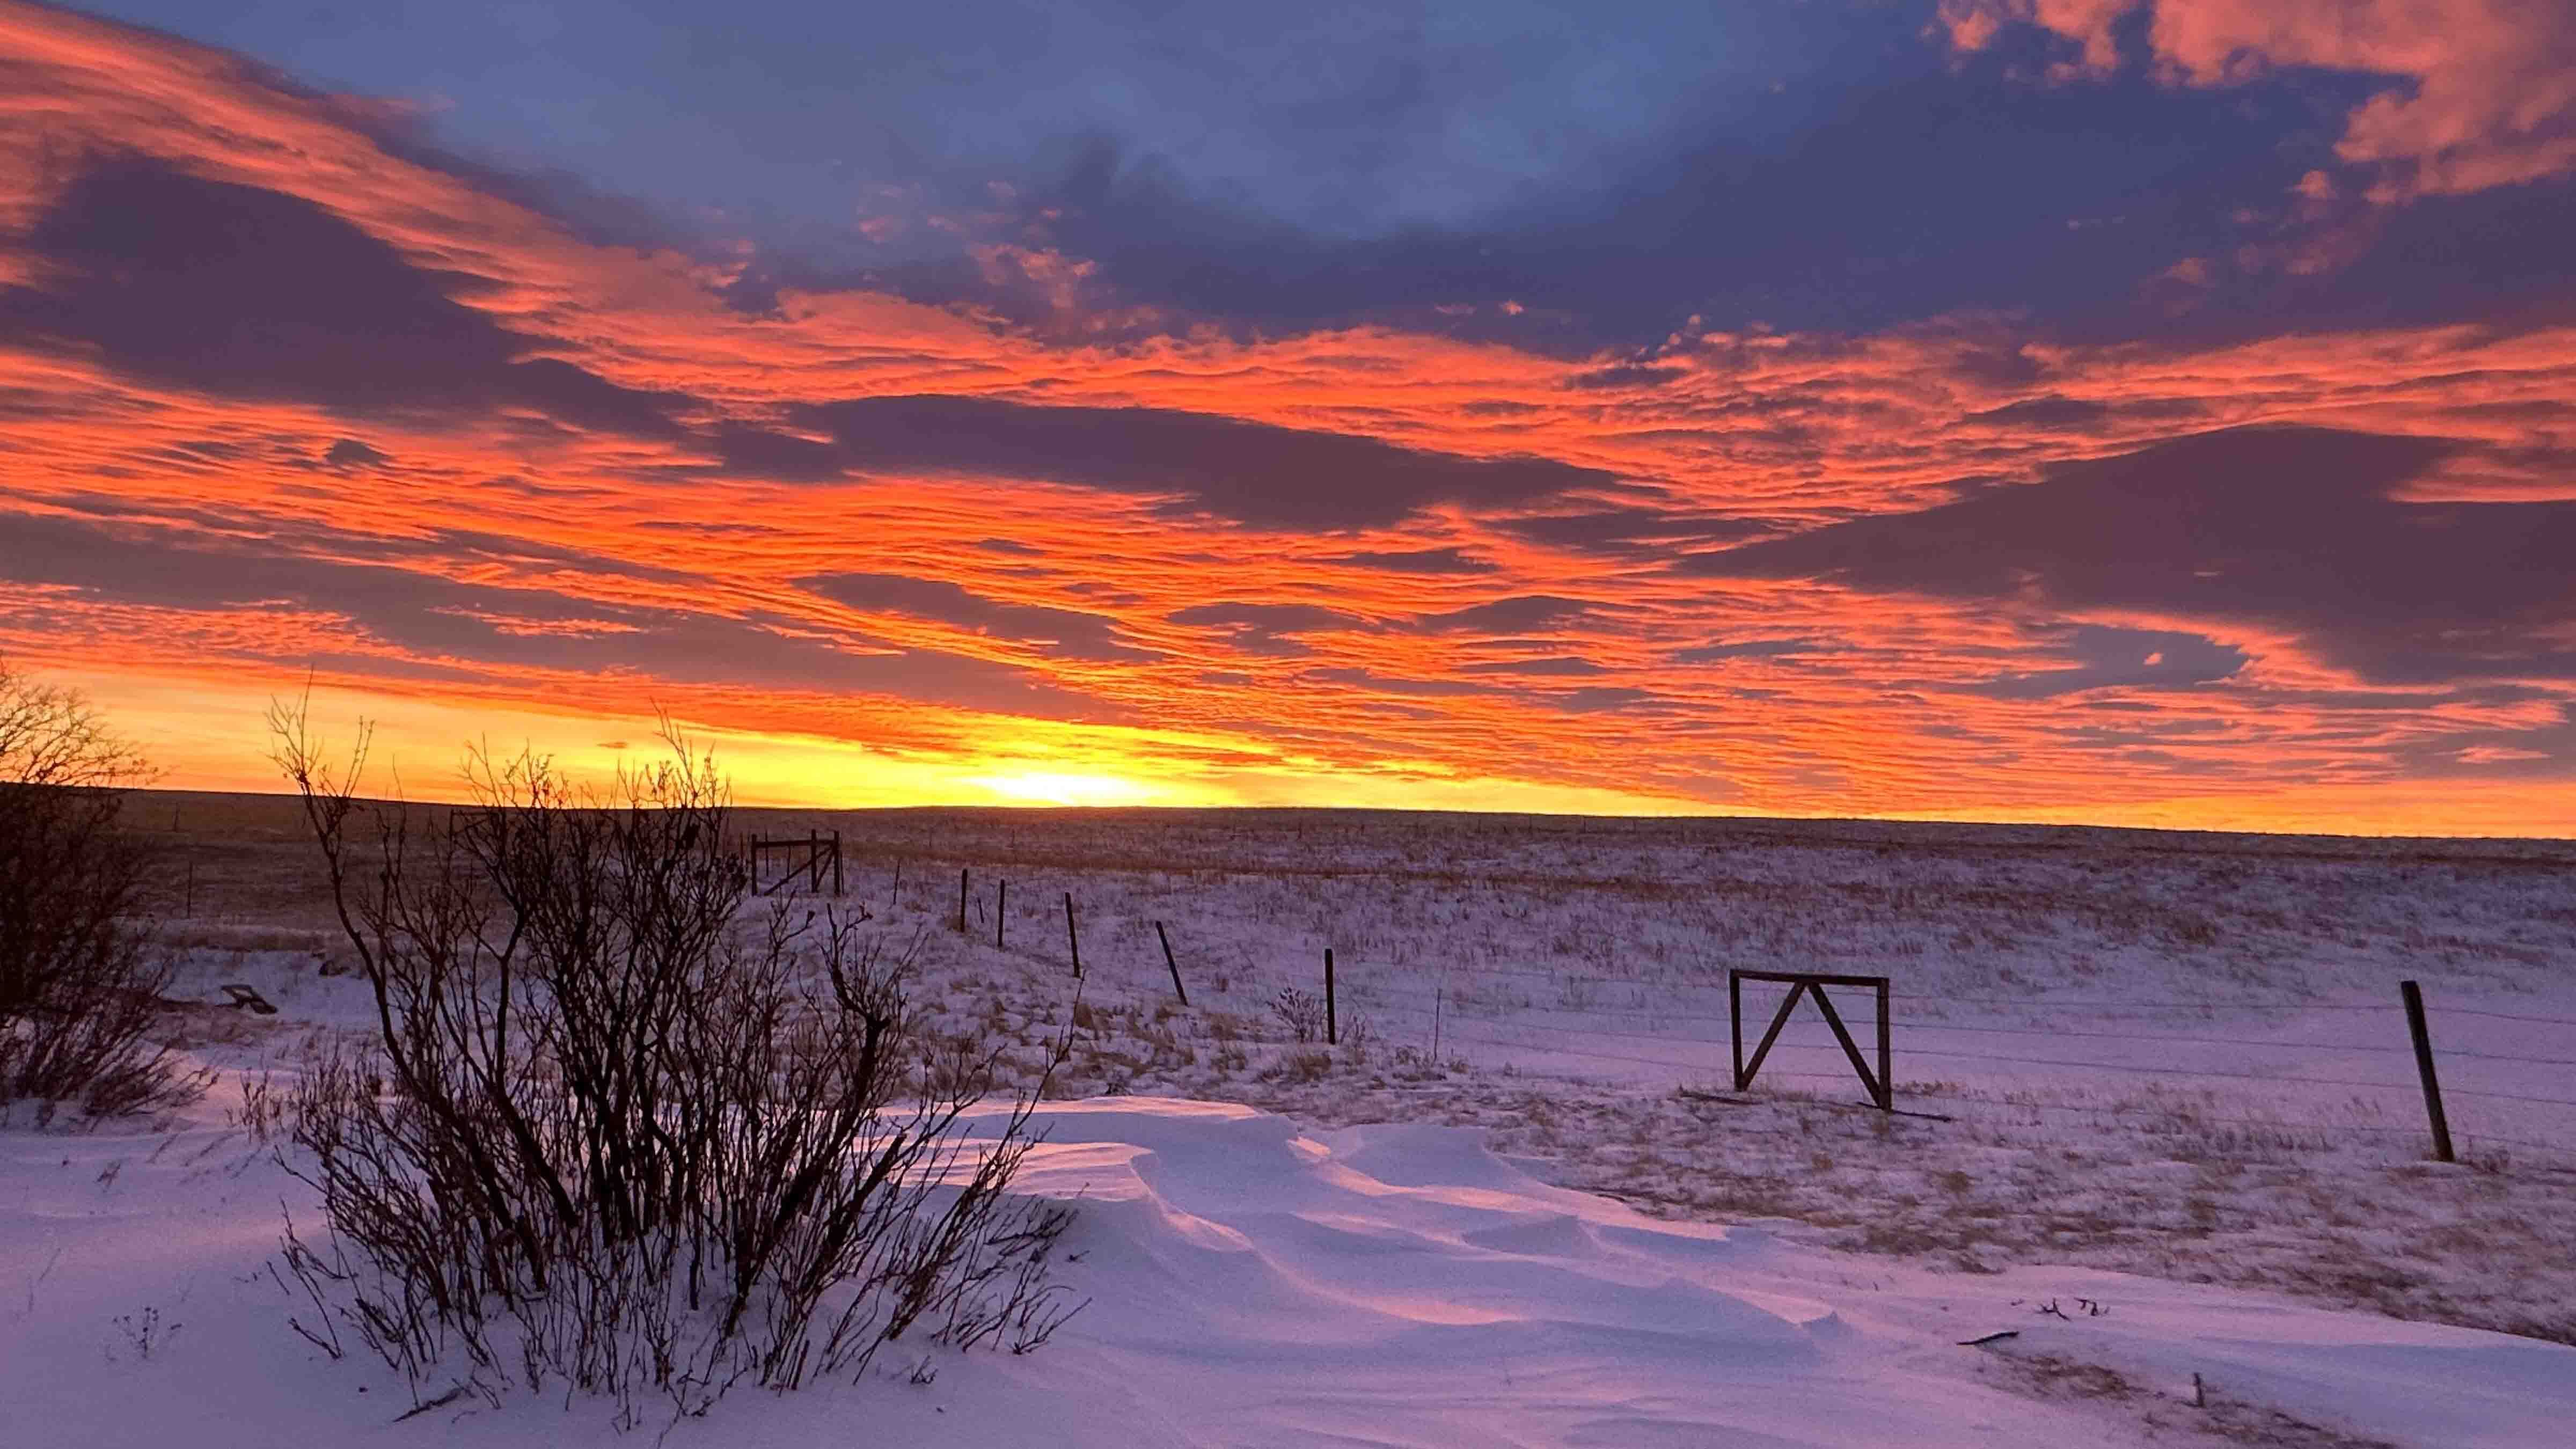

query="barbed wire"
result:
[1359,993,2382,1053]
[1354,1001,2576,1107]
[2427,1006,2576,1028]
[1335,961,2557,1027]
[1064,936,2576,1143]
[1345,992,2576,1074]
[1888,994,2395,1011]
[1323,959,2576,1066]
[2435,1045,2576,1067]
[1364,1029,2576,1156]
[1426,1029,1723,1077]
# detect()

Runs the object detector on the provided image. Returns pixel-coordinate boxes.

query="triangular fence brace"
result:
[1729,969,1892,1110]
[219,983,279,1016]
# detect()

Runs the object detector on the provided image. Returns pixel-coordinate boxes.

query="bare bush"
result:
[269,702,1079,1425]
[1269,987,1324,1043]
[0,662,195,1117]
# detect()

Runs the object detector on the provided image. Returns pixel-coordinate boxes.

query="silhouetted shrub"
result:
[270,704,1079,1425]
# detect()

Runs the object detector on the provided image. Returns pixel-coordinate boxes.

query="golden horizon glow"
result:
[39,662,2563,840]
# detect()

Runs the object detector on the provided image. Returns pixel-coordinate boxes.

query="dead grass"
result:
[1979,1350,2402,1448]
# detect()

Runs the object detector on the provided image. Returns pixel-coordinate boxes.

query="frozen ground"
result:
[16,794,2573,1443]
[8,1091,2572,1447]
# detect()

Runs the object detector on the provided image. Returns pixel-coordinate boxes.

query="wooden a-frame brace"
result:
[745,830,844,897]
[1729,969,1893,1111]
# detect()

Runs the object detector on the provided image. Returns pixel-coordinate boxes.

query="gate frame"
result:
[745,830,843,897]
[1729,969,1892,1111]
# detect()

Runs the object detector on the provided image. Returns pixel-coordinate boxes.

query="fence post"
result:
[1875,977,1892,1113]
[1155,920,1188,1005]
[996,879,1007,949]
[2400,980,2456,1163]
[1730,971,1744,1091]
[1431,970,1445,1064]
[1063,892,1082,979]
[831,830,843,898]
[1324,948,1337,1046]
[957,867,969,934]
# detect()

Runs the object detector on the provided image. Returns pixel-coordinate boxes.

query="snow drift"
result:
[4,1091,2570,1446]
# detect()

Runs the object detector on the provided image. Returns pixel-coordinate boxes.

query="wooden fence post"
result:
[831,830,843,898]
[2401,980,2455,1163]
[1431,971,1445,1064]
[957,867,969,933]
[1063,892,1082,979]
[1875,977,1892,1113]
[1156,920,1187,1005]
[1729,971,1744,1091]
[996,879,1007,948]
[1323,948,1337,1046]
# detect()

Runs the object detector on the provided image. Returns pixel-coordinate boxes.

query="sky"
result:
[0,0,2572,832]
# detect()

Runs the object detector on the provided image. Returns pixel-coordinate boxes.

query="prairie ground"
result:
[136,792,2576,1351]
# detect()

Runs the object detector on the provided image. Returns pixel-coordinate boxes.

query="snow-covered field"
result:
[10,796,2575,1444]
[9,1089,2575,1448]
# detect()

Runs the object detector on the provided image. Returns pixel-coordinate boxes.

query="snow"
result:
[6,1087,2572,1446]
[23,801,2568,1443]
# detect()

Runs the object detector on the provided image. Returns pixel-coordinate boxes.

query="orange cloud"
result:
[1,0,2571,833]
[1941,0,2576,199]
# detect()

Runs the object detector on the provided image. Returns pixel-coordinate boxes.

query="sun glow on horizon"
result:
[963,770,1175,807]
[16,658,2567,838]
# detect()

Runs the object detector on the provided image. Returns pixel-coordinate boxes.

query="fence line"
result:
[1839,1022,2421,1052]
[989,911,2575,1160]
[1330,956,2497,1019]
[1352,991,2576,1066]
[1343,960,2576,1065]
[1889,994,2397,1012]
[1340,961,2568,1027]
[1391,1020,2574,1157]
[1356,1001,2576,1108]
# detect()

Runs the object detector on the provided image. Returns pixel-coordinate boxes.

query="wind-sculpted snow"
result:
[15,1085,2568,1446]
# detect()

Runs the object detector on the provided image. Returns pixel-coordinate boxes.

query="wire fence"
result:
[927,865,2576,1167]
[1297,953,2576,1163]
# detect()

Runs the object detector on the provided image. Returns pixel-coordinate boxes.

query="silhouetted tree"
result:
[0,660,193,1116]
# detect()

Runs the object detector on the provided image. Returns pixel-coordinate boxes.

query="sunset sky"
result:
[2,0,2572,832]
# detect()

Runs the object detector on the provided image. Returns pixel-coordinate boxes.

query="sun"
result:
[966,770,1166,807]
